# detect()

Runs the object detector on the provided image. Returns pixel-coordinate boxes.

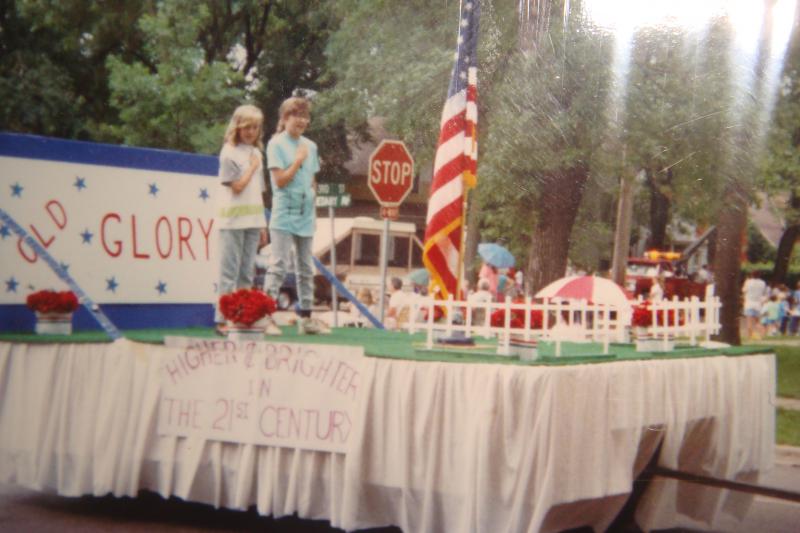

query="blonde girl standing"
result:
[214,105,268,334]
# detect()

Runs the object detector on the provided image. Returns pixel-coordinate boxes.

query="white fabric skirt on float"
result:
[0,339,776,533]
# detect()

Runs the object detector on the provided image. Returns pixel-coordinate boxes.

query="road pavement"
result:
[1,459,797,533]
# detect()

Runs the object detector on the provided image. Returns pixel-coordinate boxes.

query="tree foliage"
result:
[316,0,460,159]
[763,12,800,282]
[479,1,614,289]
[103,1,245,154]
[0,0,150,138]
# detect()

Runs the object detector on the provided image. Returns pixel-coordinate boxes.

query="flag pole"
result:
[456,189,470,300]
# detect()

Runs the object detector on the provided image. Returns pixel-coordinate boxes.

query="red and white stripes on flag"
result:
[423,0,480,301]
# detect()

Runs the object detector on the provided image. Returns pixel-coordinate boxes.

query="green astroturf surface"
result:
[0,327,771,366]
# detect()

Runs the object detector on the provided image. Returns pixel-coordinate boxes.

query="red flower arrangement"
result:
[26,290,79,314]
[490,308,544,329]
[219,289,276,326]
[631,304,653,328]
[631,302,683,327]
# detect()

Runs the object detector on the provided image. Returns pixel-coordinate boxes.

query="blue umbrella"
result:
[409,268,430,286]
[478,242,515,268]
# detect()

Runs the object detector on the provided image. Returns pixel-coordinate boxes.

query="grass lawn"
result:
[774,345,800,399]
[760,344,800,446]
[777,408,800,446]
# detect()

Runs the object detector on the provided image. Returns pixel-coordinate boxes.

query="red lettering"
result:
[45,200,67,229]
[155,216,173,259]
[27,199,69,251]
[178,217,195,260]
[131,215,150,259]
[29,224,54,248]
[198,218,213,260]
[101,213,122,257]
[17,238,37,263]
[330,411,349,443]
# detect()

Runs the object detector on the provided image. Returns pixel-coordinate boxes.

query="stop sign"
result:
[367,140,414,207]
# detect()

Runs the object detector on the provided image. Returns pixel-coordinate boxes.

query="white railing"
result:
[633,285,722,348]
[400,284,721,357]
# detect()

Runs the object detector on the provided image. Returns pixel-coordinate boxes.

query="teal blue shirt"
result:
[266,132,319,237]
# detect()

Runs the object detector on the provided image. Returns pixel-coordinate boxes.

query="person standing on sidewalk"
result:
[742,271,768,340]
[264,96,328,334]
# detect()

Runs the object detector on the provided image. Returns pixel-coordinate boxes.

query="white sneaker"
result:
[264,315,281,336]
[298,316,331,335]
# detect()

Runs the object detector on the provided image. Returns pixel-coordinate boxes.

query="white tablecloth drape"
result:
[0,340,775,532]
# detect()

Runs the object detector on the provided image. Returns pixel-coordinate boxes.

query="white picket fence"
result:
[401,285,721,357]
[632,285,722,349]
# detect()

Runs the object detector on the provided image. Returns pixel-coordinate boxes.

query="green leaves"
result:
[102,0,243,154]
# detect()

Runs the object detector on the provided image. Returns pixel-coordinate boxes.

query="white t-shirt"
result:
[217,143,267,230]
[649,281,664,301]
[742,278,767,309]
[388,290,408,313]
[468,290,494,304]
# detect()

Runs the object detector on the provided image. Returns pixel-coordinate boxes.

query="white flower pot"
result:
[635,338,674,352]
[34,312,73,335]
[226,318,266,341]
[510,336,539,361]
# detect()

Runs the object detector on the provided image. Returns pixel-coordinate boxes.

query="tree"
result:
[621,26,708,249]
[713,0,778,344]
[103,1,245,154]
[481,0,614,291]
[1,0,346,176]
[764,7,800,283]
[0,0,150,138]
[317,0,459,159]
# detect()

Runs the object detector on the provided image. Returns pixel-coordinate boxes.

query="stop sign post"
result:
[367,140,414,324]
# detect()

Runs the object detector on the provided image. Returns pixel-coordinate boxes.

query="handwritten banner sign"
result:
[159,337,364,453]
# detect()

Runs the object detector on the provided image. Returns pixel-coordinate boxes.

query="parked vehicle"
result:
[314,217,423,298]
[626,250,706,300]
[256,217,423,309]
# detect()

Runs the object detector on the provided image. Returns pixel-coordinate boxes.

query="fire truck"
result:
[626,250,707,299]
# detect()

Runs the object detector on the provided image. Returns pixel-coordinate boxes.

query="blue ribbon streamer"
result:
[0,208,123,340]
[312,257,384,329]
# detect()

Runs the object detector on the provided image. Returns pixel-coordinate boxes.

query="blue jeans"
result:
[215,228,262,323]
[265,229,314,313]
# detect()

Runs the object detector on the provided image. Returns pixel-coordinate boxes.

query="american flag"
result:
[423,0,480,300]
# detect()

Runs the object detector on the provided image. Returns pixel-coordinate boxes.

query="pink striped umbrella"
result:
[535,275,631,309]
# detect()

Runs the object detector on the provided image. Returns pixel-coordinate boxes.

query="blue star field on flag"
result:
[448,1,479,98]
